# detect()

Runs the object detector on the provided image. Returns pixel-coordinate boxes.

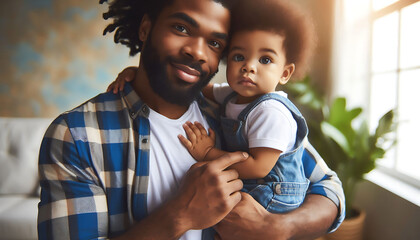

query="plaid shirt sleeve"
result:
[38,115,109,240]
[302,140,345,232]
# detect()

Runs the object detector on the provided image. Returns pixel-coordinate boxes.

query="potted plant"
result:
[284,77,396,240]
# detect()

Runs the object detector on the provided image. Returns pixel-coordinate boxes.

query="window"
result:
[369,0,420,187]
[332,0,420,189]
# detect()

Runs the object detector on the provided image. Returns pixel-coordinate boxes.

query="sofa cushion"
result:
[0,118,52,195]
[0,195,38,240]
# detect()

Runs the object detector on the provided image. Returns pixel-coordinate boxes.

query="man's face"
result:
[140,0,230,106]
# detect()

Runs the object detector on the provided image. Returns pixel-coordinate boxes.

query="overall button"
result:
[275,184,282,194]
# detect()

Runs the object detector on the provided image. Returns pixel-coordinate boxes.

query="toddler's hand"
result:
[107,66,137,94]
[178,121,216,161]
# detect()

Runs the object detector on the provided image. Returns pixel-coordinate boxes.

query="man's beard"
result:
[141,35,217,107]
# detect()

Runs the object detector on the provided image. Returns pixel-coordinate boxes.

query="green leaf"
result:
[371,148,386,160]
[375,110,396,138]
[321,121,352,155]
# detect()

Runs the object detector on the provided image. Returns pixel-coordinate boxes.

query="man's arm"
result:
[214,140,345,240]
[38,117,109,239]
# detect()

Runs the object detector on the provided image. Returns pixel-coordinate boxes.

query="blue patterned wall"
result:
[0,0,138,117]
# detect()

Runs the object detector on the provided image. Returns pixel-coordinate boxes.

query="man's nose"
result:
[182,37,207,63]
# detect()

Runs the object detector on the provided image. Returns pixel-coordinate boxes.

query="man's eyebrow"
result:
[169,12,227,40]
[169,12,199,28]
[212,32,228,41]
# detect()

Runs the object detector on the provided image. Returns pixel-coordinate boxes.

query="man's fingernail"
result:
[242,152,249,158]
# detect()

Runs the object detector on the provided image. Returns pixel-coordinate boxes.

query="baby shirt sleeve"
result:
[245,100,297,153]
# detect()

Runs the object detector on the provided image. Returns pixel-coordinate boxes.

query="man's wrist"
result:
[163,197,193,237]
[265,211,294,240]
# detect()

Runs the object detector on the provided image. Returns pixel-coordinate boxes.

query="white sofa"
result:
[0,117,52,240]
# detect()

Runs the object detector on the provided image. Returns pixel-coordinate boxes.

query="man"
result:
[38,0,345,239]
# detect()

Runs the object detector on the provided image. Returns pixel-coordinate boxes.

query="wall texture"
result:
[354,179,420,240]
[0,0,138,118]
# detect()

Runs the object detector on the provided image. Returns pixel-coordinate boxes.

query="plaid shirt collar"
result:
[121,82,150,119]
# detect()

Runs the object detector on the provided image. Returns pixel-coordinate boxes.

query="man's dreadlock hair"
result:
[100,0,236,56]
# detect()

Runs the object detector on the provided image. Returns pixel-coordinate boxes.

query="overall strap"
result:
[220,91,239,117]
[237,93,302,121]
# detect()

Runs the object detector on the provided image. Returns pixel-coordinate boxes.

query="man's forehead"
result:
[163,0,230,21]
[161,0,230,33]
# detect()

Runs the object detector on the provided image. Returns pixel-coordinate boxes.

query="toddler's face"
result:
[226,30,295,103]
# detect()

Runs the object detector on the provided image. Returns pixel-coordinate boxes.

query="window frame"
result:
[368,0,420,189]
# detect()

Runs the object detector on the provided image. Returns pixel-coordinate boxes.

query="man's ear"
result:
[139,15,152,42]
[279,63,295,85]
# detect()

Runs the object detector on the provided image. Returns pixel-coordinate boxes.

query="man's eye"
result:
[232,54,244,62]
[259,57,272,64]
[174,25,187,33]
[209,41,221,49]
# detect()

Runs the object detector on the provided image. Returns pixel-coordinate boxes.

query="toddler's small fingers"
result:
[106,84,112,92]
[188,121,202,136]
[208,128,216,140]
[178,134,192,149]
[194,122,208,135]
[183,123,197,142]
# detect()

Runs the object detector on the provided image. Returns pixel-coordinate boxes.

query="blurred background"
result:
[0,0,419,239]
[0,0,335,118]
[0,0,138,118]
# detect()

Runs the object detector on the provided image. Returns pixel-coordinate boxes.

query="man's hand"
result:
[114,152,247,240]
[178,121,216,161]
[214,193,338,240]
[214,192,285,240]
[172,152,247,232]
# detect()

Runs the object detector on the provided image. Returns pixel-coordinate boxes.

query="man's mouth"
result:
[171,62,201,84]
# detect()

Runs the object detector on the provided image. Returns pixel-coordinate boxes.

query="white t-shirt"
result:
[147,101,208,240]
[213,83,297,153]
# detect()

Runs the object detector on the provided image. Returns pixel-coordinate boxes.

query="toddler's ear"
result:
[279,63,295,85]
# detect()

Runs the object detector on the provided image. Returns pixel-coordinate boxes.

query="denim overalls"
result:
[220,92,310,213]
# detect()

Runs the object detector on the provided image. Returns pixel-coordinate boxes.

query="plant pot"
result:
[325,209,366,240]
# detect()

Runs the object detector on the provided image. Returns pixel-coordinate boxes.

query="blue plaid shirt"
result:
[38,83,345,239]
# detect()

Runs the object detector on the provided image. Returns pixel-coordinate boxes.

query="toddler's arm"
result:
[179,122,281,179]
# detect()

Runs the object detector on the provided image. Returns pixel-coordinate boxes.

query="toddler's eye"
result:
[174,25,187,33]
[232,54,244,62]
[259,57,272,64]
